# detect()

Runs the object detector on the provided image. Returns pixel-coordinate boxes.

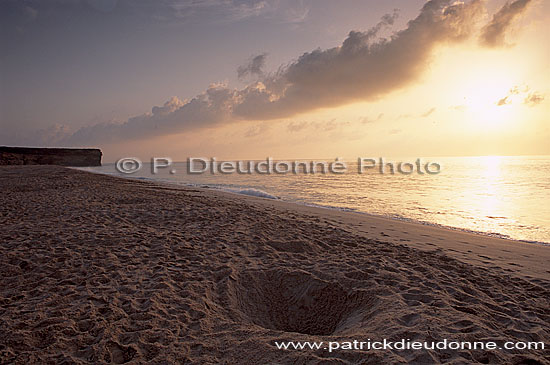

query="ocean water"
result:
[84,156,550,244]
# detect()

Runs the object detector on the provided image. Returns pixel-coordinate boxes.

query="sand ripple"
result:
[0,166,549,364]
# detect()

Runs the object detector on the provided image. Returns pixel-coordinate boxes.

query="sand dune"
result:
[0,166,548,364]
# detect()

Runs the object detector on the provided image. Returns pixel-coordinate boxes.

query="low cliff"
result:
[0,147,102,166]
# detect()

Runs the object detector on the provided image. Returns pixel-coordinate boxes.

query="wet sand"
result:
[0,166,548,364]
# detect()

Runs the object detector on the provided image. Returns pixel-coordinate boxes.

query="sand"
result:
[0,166,548,364]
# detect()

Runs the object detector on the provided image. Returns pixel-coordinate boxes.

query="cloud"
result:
[44,0,486,146]
[86,0,118,13]
[170,0,268,22]
[244,122,271,137]
[0,1,39,35]
[495,85,544,107]
[420,107,436,117]
[397,107,436,120]
[168,0,310,24]
[281,0,310,23]
[497,96,510,106]
[359,113,384,124]
[237,53,268,80]
[61,84,237,145]
[479,0,532,47]
[24,6,38,20]
[524,92,544,106]
[285,119,351,133]
[286,121,310,132]
[3,124,71,148]
[450,104,467,111]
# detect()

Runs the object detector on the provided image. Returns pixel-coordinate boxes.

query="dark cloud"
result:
[6,124,70,148]
[164,0,311,24]
[479,0,532,47]
[237,53,268,80]
[86,0,118,13]
[36,0,487,146]
[0,0,304,31]
[340,9,399,54]
[232,0,483,120]
[170,0,270,23]
[61,85,237,146]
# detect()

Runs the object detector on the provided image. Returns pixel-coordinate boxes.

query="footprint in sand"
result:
[106,341,137,364]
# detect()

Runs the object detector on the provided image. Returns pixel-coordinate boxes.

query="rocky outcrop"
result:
[0,147,102,166]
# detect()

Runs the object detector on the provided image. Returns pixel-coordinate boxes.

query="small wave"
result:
[181,183,278,199]
[519,239,550,246]
[232,188,278,200]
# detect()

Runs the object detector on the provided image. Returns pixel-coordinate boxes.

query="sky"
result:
[1,0,549,162]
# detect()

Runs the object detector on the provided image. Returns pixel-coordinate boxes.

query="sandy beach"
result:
[0,166,548,364]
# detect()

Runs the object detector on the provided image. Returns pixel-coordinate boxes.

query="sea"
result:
[82,155,550,245]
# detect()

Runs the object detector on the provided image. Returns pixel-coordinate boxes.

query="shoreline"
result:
[78,167,550,282]
[77,167,550,247]
[1,165,549,364]
[213,188,549,246]
[192,182,550,283]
